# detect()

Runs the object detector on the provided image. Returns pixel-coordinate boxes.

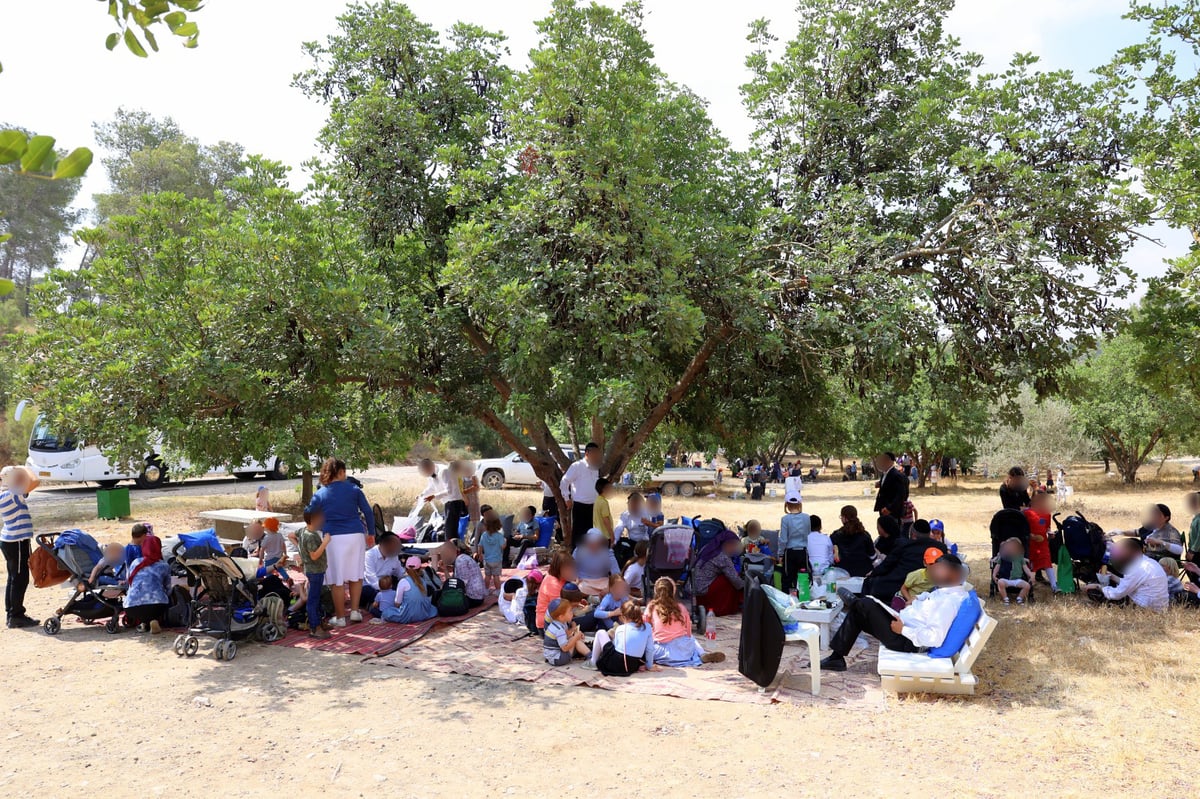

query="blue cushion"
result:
[535,516,556,548]
[681,515,696,528]
[178,528,224,553]
[927,590,981,658]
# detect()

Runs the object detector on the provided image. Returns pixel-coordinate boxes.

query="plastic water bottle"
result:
[825,567,837,599]
[705,610,717,641]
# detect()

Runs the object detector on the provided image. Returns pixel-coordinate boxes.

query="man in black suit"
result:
[873,452,909,520]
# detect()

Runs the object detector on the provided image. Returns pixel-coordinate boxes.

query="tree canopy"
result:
[23,160,410,502]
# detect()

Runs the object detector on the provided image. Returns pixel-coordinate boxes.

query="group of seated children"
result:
[534,550,724,673]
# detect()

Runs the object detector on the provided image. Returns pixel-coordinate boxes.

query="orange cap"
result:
[923,547,942,566]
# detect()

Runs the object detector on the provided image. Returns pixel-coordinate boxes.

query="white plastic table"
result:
[784,596,842,649]
[196,509,292,542]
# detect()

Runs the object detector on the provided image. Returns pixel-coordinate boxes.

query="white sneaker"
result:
[349,610,363,623]
[329,617,347,628]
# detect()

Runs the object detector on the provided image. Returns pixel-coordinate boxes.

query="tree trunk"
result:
[301,467,314,505]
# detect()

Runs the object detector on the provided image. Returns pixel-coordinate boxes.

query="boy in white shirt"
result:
[807,515,834,573]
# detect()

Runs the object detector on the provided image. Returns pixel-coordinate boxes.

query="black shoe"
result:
[819,654,847,672]
[7,614,40,628]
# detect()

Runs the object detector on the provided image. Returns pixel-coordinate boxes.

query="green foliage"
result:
[849,360,991,486]
[0,129,84,313]
[745,0,1149,398]
[298,0,756,536]
[0,129,92,180]
[21,160,412,500]
[979,387,1096,476]
[93,108,246,220]
[104,0,204,56]
[1068,332,1195,484]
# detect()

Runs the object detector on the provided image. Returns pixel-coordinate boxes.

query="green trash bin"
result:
[97,487,131,520]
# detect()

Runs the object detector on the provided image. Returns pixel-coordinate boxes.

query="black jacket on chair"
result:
[874,467,909,518]
[738,585,785,688]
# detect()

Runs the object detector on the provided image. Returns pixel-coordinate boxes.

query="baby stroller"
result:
[988,509,1034,603]
[36,530,126,635]
[172,542,282,661]
[644,523,707,635]
[1056,512,1106,587]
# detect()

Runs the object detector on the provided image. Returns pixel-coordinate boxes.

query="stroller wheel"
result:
[183,636,199,658]
[214,640,227,661]
[695,605,707,636]
[43,616,61,635]
[224,641,238,662]
[259,621,281,643]
[173,635,185,656]
[104,617,120,635]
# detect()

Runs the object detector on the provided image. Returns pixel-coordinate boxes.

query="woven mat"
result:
[272,596,498,657]
[372,609,885,709]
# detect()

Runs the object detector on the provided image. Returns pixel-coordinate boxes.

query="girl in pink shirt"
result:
[646,577,725,667]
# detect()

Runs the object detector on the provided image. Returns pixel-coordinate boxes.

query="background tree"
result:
[1068,332,1195,484]
[93,108,246,221]
[978,387,1096,478]
[0,128,82,313]
[744,0,1150,401]
[849,362,990,488]
[22,160,410,503]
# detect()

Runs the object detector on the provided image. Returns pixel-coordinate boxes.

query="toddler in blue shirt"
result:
[592,574,632,631]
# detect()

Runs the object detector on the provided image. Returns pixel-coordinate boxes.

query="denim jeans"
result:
[306,571,325,630]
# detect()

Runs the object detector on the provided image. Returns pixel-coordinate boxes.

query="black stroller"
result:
[1056,512,1107,587]
[988,509,1035,603]
[36,531,126,635]
[644,523,707,635]
[171,542,282,661]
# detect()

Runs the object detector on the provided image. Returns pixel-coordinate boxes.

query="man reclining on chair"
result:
[820,554,969,672]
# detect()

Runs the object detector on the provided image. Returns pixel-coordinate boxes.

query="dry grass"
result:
[8,464,1200,796]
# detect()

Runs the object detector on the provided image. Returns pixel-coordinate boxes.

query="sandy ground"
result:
[2,462,1199,798]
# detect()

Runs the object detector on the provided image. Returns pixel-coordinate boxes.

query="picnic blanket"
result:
[273,596,498,657]
[373,608,886,710]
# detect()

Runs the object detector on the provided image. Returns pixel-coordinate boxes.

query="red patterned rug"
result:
[272,595,498,657]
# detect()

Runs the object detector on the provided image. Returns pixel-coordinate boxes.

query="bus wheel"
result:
[135,458,168,490]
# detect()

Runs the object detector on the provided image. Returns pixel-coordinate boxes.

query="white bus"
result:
[19,407,288,489]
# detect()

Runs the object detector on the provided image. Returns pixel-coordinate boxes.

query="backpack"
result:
[436,577,470,617]
[1061,513,1105,561]
[522,589,539,635]
[165,585,193,629]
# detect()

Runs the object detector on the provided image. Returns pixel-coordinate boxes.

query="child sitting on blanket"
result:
[543,598,590,666]
[370,574,396,619]
[592,574,632,631]
[623,542,648,599]
[590,600,661,677]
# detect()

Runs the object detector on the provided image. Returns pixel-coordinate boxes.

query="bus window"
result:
[29,416,78,453]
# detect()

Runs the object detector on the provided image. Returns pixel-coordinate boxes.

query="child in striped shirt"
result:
[0,465,40,628]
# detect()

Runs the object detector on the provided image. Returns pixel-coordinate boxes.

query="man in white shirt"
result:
[560,442,602,542]
[1085,537,1169,611]
[821,554,970,671]
[361,532,405,611]
[418,459,447,508]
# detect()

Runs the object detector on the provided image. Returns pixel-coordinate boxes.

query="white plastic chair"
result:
[782,621,821,696]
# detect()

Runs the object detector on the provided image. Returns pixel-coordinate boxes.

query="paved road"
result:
[26,464,421,508]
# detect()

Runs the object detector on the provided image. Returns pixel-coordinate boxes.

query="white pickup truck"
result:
[475,451,715,497]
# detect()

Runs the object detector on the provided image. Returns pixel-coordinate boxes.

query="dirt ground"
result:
[2,462,1198,798]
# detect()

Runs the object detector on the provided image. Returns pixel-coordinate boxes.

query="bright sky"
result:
[0,0,1183,283]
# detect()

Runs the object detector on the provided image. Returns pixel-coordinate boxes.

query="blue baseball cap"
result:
[929,519,945,532]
